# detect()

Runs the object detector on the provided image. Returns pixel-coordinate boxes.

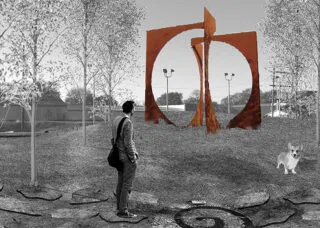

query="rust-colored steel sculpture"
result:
[190,31,261,130]
[145,23,203,124]
[188,43,204,127]
[145,7,261,133]
[203,8,222,134]
[212,32,261,129]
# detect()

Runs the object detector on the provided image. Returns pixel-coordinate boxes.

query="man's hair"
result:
[122,100,135,114]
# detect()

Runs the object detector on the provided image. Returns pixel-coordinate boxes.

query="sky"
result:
[125,0,271,105]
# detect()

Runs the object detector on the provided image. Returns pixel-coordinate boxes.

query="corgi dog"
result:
[277,142,302,174]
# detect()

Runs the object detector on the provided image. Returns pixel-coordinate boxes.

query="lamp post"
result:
[224,73,235,114]
[163,68,174,111]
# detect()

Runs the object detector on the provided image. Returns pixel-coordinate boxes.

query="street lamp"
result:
[224,73,235,114]
[163,68,174,111]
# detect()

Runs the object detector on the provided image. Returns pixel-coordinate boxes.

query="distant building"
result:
[37,95,67,121]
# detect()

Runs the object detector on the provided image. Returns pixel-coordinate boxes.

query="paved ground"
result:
[1,184,320,227]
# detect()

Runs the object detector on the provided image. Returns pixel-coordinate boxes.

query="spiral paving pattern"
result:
[174,206,253,228]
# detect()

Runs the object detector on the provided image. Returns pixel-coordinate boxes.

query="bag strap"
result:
[115,117,127,143]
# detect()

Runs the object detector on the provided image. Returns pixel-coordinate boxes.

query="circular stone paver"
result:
[166,203,191,212]
[51,208,98,219]
[234,190,270,209]
[174,206,253,228]
[0,197,42,216]
[230,189,270,209]
[284,188,320,205]
[70,187,109,205]
[99,211,148,224]
[248,207,295,227]
[17,185,62,201]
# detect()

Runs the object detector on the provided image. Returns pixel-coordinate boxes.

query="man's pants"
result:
[116,155,137,212]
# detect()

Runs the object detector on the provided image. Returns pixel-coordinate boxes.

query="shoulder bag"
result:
[108,117,127,171]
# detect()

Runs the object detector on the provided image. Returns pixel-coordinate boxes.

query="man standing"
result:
[112,100,138,218]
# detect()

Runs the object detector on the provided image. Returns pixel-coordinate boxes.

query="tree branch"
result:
[36,28,67,66]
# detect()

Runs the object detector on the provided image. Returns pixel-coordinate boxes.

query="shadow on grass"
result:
[210,155,275,186]
[299,159,318,172]
[170,154,277,187]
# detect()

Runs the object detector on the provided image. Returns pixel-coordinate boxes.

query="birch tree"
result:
[92,0,144,122]
[63,0,144,141]
[62,0,101,146]
[260,0,320,146]
[1,0,67,186]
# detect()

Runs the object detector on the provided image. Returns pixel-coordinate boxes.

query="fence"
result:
[232,103,276,116]
[0,104,97,123]
[66,104,103,121]
[4,103,279,123]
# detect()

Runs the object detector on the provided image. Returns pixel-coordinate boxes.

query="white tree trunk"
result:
[104,106,108,123]
[108,105,111,122]
[316,64,320,168]
[317,64,320,147]
[82,2,89,146]
[30,96,37,186]
[30,25,38,186]
[108,78,112,122]
[82,73,87,146]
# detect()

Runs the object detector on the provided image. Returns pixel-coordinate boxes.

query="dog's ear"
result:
[288,142,292,149]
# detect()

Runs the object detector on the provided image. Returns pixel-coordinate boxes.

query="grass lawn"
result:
[0,111,319,209]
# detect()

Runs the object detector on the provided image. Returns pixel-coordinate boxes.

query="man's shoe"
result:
[117,211,137,218]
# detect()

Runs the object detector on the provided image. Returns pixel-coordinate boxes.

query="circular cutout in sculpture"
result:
[145,8,261,133]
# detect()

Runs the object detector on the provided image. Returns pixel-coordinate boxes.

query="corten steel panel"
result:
[204,8,221,134]
[190,32,261,130]
[145,22,203,124]
[188,43,204,127]
[191,37,204,46]
[211,31,261,129]
[204,8,216,39]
